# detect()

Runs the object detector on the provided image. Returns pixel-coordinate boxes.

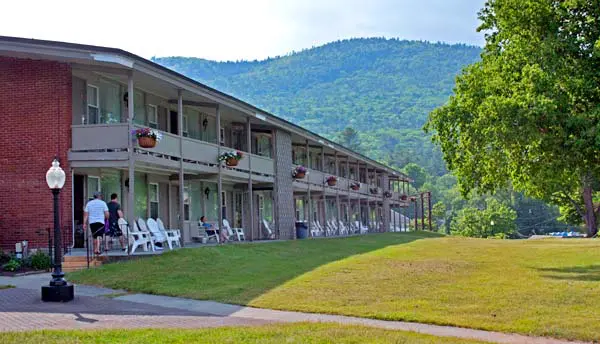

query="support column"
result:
[382,173,390,233]
[357,161,361,230]
[428,191,432,231]
[247,116,254,240]
[321,146,327,236]
[306,139,311,237]
[346,158,351,232]
[177,90,185,245]
[414,197,418,231]
[217,105,223,236]
[126,72,135,252]
[335,152,340,235]
[421,193,425,231]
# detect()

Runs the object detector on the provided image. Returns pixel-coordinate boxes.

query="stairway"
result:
[62,255,107,272]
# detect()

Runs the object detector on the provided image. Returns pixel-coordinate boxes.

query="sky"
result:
[2,0,485,61]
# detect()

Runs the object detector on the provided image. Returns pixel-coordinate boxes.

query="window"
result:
[183,185,190,221]
[221,191,227,219]
[87,176,100,200]
[87,85,99,124]
[220,127,225,145]
[295,199,305,221]
[182,115,189,137]
[149,183,159,219]
[147,105,158,129]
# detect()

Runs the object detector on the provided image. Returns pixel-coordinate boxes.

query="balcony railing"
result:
[71,124,274,177]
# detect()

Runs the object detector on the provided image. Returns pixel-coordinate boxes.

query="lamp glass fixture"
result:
[46,159,66,190]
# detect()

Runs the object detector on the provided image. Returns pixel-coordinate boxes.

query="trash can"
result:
[295,221,308,239]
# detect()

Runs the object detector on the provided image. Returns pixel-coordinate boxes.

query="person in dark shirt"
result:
[107,193,126,251]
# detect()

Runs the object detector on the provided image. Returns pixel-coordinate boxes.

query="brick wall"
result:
[0,57,72,251]
[273,129,295,239]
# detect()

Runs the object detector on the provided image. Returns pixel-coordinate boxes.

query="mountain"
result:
[153,38,481,175]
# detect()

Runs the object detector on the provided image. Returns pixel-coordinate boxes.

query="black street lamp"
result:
[41,158,74,302]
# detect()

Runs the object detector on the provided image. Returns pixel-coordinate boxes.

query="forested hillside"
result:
[153,38,481,175]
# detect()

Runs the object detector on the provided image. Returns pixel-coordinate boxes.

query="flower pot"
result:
[327,180,337,186]
[138,136,156,148]
[294,172,306,179]
[226,158,239,167]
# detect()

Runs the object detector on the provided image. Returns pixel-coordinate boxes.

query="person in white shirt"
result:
[84,191,109,255]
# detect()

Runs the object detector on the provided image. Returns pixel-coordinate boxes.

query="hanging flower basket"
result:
[132,128,162,148]
[292,166,307,179]
[326,176,338,186]
[350,182,360,191]
[218,150,244,166]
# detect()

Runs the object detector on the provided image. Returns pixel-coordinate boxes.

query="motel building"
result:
[0,36,416,256]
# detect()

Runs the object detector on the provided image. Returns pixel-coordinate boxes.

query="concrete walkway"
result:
[0,274,589,344]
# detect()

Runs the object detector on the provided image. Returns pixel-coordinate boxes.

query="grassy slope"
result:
[0,323,488,344]
[70,232,438,304]
[71,234,600,341]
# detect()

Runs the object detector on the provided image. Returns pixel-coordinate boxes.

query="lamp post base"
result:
[41,284,74,302]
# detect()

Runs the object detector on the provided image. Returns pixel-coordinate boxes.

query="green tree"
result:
[426,0,600,236]
[431,201,447,232]
[402,163,428,190]
[451,199,517,238]
[335,126,362,152]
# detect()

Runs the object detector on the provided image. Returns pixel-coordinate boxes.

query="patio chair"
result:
[223,219,245,241]
[262,219,276,239]
[338,220,349,235]
[119,218,150,254]
[200,220,220,243]
[156,218,182,248]
[136,217,167,251]
[147,218,179,250]
[310,221,323,237]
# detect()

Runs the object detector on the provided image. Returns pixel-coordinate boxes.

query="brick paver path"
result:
[0,288,270,331]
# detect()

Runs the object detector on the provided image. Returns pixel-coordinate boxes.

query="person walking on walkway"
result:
[107,193,127,252]
[84,191,109,255]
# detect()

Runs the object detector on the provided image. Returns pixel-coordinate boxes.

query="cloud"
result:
[1,0,484,61]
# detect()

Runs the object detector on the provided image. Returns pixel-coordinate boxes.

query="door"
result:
[170,111,178,135]
[73,175,85,248]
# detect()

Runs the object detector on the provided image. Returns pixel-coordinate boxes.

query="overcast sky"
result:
[2,0,485,61]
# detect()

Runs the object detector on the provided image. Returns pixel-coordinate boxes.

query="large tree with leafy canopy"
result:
[425,0,600,236]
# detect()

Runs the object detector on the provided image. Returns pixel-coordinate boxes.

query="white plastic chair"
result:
[120,218,150,254]
[137,218,162,250]
[147,218,179,250]
[156,218,182,248]
[200,221,220,243]
[223,219,245,241]
[262,219,275,239]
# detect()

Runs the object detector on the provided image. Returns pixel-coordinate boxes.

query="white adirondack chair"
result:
[156,218,182,248]
[223,219,245,241]
[262,219,275,239]
[356,221,369,234]
[120,218,151,254]
[200,221,220,243]
[147,218,179,250]
[136,217,167,251]
[310,221,323,237]
[136,219,158,251]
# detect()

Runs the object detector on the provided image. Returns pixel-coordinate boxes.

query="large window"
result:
[182,115,189,137]
[98,80,121,123]
[147,105,158,129]
[134,174,147,220]
[87,85,99,124]
[149,183,159,219]
[133,91,145,125]
[87,176,100,200]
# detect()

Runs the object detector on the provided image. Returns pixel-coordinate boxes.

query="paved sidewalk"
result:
[0,274,590,343]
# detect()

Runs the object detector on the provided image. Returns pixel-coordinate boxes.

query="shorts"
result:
[90,222,105,239]
[108,221,123,237]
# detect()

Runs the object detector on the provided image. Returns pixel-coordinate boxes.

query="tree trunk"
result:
[582,182,598,237]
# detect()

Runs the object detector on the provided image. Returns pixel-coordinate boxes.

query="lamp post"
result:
[41,158,74,302]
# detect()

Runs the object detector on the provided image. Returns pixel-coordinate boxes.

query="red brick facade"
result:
[0,57,72,251]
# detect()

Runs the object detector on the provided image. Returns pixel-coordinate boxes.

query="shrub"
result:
[0,250,10,265]
[2,259,21,272]
[30,251,52,270]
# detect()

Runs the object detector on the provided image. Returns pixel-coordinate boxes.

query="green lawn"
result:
[0,323,487,343]
[70,233,600,341]
[0,285,14,289]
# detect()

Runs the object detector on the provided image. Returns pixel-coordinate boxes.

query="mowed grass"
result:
[71,233,600,341]
[70,232,438,304]
[0,323,488,343]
